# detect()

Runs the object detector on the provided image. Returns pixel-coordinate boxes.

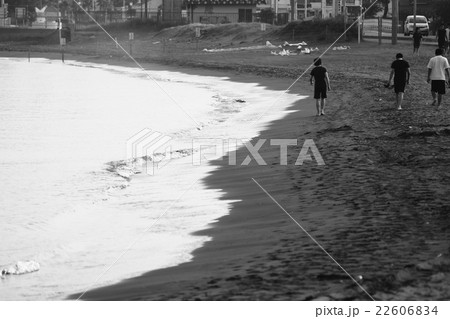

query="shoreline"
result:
[69,72,320,301]
[67,49,450,300]
[3,45,450,300]
[0,48,303,82]
[1,51,311,300]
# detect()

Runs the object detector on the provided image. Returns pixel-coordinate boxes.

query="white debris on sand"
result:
[203,41,277,52]
[281,41,308,48]
[301,48,311,54]
[202,40,319,56]
[332,45,351,50]
[271,49,291,56]
[1,261,40,276]
[271,46,319,56]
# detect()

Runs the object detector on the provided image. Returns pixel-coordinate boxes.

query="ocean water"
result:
[0,57,304,300]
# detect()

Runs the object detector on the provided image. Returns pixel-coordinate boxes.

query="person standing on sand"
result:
[413,28,422,56]
[310,58,331,116]
[446,24,450,55]
[427,48,450,106]
[437,24,447,51]
[387,53,410,110]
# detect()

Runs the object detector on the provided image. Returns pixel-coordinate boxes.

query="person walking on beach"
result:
[437,24,447,51]
[310,58,331,116]
[413,28,422,55]
[387,53,410,110]
[427,48,450,106]
[446,24,450,54]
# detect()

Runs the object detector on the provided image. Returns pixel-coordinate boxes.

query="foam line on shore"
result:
[68,71,315,301]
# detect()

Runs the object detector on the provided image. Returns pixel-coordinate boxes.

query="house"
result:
[272,0,291,23]
[162,0,183,22]
[32,6,60,29]
[0,0,10,27]
[185,0,267,24]
[259,0,362,23]
[127,1,159,20]
[137,1,160,20]
[315,0,363,19]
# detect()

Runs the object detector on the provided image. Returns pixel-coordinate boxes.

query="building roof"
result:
[186,0,266,5]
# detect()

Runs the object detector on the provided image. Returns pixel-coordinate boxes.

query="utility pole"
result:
[58,0,61,44]
[343,0,347,25]
[392,0,398,44]
[358,5,361,43]
[413,0,417,31]
[144,0,148,20]
[275,0,278,24]
[304,0,307,20]
[321,0,325,19]
[343,0,347,41]
[290,0,297,21]
[295,0,298,20]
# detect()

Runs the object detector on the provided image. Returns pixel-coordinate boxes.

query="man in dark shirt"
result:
[446,23,450,55]
[413,28,422,56]
[310,58,331,116]
[387,53,411,110]
[437,24,447,51]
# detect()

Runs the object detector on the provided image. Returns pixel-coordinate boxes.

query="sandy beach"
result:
[2,26,450,301]
[70,52,449,301]
[0,53,304,300]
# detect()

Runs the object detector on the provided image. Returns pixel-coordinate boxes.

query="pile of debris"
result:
[270,41,319,56]
[201,40,320,56]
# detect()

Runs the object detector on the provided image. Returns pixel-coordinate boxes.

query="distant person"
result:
[446,23,450,54]
[310,58,331,116]
[427,48,450,106]
[436,24,447,51]
[386,53,410,110]
[412,28,423,55]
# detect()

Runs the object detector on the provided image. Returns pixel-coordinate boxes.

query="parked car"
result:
[404,15,429,36]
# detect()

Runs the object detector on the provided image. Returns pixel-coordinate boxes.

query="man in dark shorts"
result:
[387,53,410,110]
[437,24,447,51]
[446,23,450,55]
[412,28,422,56]
[427,48,450,106]
[310,58,331,116]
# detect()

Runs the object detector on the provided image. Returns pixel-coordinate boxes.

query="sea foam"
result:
[1,261,40,276]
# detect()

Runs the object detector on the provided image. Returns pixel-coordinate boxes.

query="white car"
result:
[404,15,429,36]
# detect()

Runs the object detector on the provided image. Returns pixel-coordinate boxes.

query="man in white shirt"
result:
[427,48,450,106]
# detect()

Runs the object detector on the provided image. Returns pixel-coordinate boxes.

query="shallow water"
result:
[0,58,304,300]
